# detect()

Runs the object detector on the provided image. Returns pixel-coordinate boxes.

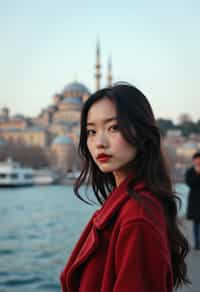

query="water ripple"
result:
[0,276,43,287]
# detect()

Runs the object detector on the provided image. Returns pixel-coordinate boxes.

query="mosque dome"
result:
[52,135,73,145]
[62,81,90,95]
[61,96,82,104]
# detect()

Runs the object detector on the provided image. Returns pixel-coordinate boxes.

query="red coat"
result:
[60,175,174,292]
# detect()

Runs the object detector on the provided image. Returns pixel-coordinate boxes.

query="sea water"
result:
[0,183,188,292]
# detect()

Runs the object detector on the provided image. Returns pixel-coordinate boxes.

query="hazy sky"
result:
[0,0,199,123]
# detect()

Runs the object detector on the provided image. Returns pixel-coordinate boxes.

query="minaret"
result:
[95,39,101,90]
[107,55,112,87]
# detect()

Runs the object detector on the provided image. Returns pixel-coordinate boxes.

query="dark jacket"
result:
[185,167,200,221]
[60,175,173,292]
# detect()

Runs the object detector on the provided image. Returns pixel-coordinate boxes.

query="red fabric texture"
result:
[60,174,174,292]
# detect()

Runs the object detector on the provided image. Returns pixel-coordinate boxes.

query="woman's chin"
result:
[98,165,115,173]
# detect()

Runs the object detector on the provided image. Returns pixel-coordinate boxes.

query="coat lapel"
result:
[72,225,99,267]
[61,173,145,291]
[65,226,100,291]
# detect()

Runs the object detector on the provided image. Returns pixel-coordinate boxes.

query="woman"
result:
[60,83,190,291]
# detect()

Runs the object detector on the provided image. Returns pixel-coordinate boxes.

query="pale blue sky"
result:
[0,0,199,122]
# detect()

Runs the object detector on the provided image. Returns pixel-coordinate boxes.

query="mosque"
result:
[0,42,113,172]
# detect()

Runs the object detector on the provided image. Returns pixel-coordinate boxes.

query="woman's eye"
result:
[86,129,96,136]
[109,124,119,132]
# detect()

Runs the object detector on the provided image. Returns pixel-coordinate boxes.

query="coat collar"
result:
[93,172,145,229]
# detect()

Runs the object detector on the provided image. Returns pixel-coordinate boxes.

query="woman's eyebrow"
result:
[86,116,118,126]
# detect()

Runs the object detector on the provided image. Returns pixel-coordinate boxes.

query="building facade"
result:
[0,43,113,171]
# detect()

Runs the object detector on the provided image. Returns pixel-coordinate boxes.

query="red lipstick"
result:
[96,153,112,163]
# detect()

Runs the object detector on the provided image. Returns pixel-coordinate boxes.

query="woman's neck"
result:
[113,169,134,186]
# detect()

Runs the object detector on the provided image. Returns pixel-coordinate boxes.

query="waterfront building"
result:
[0,42,113,172]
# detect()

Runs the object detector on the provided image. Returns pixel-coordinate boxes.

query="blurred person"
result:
[185,151,200,250]
[60,83,190,291]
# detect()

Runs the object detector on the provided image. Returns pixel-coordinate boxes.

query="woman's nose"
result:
[96,132,108,148]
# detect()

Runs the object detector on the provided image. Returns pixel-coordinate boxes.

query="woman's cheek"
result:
[113,136,128,150]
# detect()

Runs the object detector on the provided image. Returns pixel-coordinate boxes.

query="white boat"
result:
[60,171,80,184]
[65,171,80,179]
[33,169,59,185]
[0,158,34,187]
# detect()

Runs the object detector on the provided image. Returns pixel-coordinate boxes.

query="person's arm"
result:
[185,168,200,187]
[114,219,172,292]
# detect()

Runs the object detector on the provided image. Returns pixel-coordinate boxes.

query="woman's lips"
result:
[97,155,112,163]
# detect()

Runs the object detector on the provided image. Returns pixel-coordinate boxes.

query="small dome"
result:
[1,107,9,112]
[0,138,6,146]
[61,97,82,104]
[52,135,73,145]
[62,81,90,94]
[182,142,197,149]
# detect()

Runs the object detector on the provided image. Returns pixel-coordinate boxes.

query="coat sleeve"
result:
[113,219,172,292]
[185,167,200,187]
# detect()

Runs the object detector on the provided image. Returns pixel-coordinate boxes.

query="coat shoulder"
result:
[117,191,166,232]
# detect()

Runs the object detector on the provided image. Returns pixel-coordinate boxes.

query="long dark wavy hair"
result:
[74,83,190,289]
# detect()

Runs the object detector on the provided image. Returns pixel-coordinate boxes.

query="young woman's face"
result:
[86,98,137,184]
